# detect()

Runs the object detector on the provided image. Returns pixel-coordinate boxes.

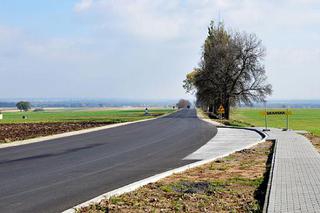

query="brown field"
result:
[0,122,110,143]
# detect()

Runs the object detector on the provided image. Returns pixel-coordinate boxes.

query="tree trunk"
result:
[213,103,218,115]
[208,104,214,113]
[224,98,230,120]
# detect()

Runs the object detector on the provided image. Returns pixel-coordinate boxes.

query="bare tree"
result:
[183,21,272,119]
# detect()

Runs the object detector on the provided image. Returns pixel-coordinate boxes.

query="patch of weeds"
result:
[229,176,264,187]
[76,204,108,213]
[215,119,254,127]
[171,199,183,211]
[222,155,235,162]
[93,204,108,212]
[210,163,230,171]
[168,181,225,195]
[238,148,255,154]
[239,161,255,170]
[160,184,174,193]
[109,196,124,205]
[249,201,261,212]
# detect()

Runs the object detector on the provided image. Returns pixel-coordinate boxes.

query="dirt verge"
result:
[306,134,320,152]
[78,141,274,213]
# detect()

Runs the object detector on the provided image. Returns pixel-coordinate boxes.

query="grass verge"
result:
[215,119,254,128]
[197,108,253,127]
[78,141,274,213]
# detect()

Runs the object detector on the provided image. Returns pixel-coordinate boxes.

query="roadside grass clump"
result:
[78,141,274,213]
[217,119,254,128]
[210,163,230,171]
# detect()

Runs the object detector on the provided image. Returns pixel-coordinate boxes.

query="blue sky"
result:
[0,0,319,100]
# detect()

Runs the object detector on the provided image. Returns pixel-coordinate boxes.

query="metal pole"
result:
[265,110,268,130]
[264,101,269,131]
[286,108,289,130]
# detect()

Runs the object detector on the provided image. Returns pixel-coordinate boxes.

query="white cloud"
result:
[74,0,219,40]
[0,24,99,64]
[71,0,320,99]
[74,0,93,12]
[107,0,184,40]
[2,1,320,99]
[24,38,98,62]
[73,0,320,42]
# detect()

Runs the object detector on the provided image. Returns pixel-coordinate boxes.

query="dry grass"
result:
[306,134,320,152]
[78,141,273,213]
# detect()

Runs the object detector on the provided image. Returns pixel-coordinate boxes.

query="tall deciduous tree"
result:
[184,21,272,119]
[176,99,191,109]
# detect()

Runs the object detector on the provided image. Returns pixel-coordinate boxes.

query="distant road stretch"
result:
[0,109,217,213]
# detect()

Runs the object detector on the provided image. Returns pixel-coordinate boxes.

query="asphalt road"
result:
[0,109,217,213]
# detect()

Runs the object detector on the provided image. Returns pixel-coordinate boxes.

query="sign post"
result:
[144,108,149,116]
[262,101,269,131]
[260,109,292,131]
[217,105,225,119]
[284,108,292,131]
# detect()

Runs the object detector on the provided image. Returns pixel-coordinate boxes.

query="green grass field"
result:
[231,108,320,136]
[0,108,174,124]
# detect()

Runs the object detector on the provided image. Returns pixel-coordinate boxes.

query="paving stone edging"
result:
[261,129,320,212]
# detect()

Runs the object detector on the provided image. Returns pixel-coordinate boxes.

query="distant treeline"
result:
[0,100,177,108]
[0,102,16,107]
[1,100,320,109]
[242,100,320,108]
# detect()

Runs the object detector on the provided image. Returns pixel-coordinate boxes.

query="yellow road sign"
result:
[260,110,293,116]
[217,105,225,114]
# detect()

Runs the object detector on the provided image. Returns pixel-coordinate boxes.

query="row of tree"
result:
[183,21,272,119]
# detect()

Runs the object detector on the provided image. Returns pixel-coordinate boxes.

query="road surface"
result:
[0,109,217,213]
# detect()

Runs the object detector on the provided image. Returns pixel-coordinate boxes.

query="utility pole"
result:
[263,100,270,131]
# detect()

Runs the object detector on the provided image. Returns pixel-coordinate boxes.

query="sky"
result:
[0,0,319,100]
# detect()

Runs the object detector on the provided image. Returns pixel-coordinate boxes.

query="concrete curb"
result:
[62,119,267,212]
[262,138,277,213]
[217,125,268,139]
[0,112,173,149]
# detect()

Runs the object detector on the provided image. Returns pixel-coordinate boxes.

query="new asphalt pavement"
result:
[0,109,217,213]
